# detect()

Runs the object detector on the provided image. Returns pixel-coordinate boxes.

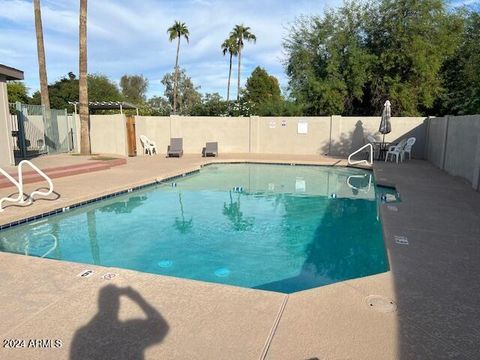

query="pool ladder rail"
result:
[348,143,373,166]
[0,160,54,212]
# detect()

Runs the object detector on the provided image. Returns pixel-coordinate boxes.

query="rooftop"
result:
[0,64,24,81]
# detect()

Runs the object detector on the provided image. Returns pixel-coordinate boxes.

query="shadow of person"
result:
[350,120,365,154]
[70,284,169,360]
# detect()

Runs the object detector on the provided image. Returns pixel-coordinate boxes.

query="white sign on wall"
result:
[298,120,308,134]
[269,120,276,129]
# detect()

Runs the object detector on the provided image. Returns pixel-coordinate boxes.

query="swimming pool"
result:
[0,164,392,293]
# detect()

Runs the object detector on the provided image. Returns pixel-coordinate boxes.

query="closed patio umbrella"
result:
[379,100,391,156]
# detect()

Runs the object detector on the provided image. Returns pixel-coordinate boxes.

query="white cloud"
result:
[0,0,348,99]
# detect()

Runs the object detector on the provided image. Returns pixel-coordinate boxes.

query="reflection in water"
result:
[223,191,254,231]
[52,222,62,259]
[347,174,372,194]
[174,192,193,234]
[99,195,148,214]
[87,209,101,265]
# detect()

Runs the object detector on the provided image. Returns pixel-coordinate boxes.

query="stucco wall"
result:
[253,117,331,155]
[426,115,480,191]
[426,117,447,169]
[135,116,170,155]
[331,116,427,158]
[90,114,127,156]
[129,115,427,157]
[176,116,250,154]
[0,77,14,167]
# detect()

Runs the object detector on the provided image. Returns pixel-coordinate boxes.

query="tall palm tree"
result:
[167,21,189,114]
[221,37,238,102]
[79,0,90,154]
[33,0,50,113]
[230,25,256,101]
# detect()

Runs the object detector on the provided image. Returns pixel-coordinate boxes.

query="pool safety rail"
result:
[0,160,54,212]
[347,174,372,193]
[348,143,373,166]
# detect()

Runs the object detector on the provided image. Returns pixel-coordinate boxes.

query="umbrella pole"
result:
[382,134,386,160]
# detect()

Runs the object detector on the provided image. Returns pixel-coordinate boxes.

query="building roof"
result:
[0,64,24,81]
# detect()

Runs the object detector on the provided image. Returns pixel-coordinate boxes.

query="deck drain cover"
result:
[365,295,397,313]
[101,273,118,280]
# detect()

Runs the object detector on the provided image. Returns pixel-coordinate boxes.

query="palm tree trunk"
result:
[79,0,90,154]
[227,53,233,102]
[34,0,54,153]
[33,0,50,116]
[237,47,242,101]
[173,37,180,114]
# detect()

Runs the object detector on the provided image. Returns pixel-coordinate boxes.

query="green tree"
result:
[161,69,201,115]
[366,0,462,115]
[441,11,480,115]
[147,96,172,116]
[120,75,148,104]
[284,0,463,116]
[221,37,238,102]
[31,73,123,112]
[6,82,30,104]
[284,3,373,115]
[230,25,256,101]
[244,67,282,107]
[167,21,190,114]
[190,93,229,116]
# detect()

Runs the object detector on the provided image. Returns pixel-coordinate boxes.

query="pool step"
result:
[0,159,126,189]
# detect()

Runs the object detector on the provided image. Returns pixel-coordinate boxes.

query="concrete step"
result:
[0,158,126,189]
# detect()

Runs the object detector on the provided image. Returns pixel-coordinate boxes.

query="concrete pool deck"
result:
[0,154,479,359]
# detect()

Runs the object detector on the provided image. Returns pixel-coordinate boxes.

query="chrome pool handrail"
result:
[348,143,373,166]
[0,160,54,212]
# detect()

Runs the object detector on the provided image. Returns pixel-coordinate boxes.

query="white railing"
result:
[348,143,373,166]
[347,174,372,193]
[24,234,58,258]
[0,160,54,212]
[0,168,25,211]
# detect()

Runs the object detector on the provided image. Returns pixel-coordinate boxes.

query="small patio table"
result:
[373,142,392,161]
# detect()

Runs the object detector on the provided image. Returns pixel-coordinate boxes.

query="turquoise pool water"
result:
[0,164,392,293]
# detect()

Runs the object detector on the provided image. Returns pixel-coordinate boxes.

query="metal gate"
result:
[9,102,76,161]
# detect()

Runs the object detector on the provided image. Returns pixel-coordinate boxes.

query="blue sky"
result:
[0,0,478,99]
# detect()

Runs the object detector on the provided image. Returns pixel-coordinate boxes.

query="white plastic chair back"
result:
[395,138,407,151]
[367,135,376,143]
[140,135,150,147]
[404,137,416,151]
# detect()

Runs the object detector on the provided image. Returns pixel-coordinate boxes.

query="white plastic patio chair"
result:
[385,138,407,163]
[401,137,416,161]
[139,135,157,155]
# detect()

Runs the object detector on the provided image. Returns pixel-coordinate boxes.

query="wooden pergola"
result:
[69,101,139,115]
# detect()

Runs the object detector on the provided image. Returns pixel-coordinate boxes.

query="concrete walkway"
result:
[0,156,478,359]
